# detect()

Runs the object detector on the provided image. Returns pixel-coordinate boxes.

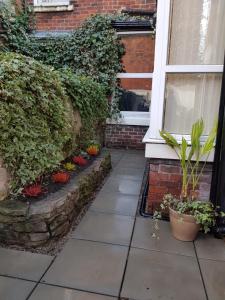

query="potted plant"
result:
[157,119,223,241]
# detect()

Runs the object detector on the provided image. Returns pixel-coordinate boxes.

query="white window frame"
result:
[145,0,223,143]
[107,31,154,126]
[33,0,69,7]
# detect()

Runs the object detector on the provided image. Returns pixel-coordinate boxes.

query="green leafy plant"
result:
[0,52,71,190]
[60,69,108,125]
[154,119,220,235]
[160,119,217,198]
[0,52,110,192]
[159,194,223,233]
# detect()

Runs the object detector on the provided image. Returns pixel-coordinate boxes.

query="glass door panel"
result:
[169,0,225,65]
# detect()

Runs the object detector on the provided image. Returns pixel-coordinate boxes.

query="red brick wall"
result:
[120,33,155,90]
[105,124,148,149]
[32,0,156,31]
[147,159,213,213]
[121,33,155,73]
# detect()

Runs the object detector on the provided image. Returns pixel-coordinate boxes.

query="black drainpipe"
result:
[210,55,225,237]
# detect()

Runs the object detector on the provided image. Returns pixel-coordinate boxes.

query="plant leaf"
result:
[159,130,180,149]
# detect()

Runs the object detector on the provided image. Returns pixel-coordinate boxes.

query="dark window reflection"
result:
[119,89,151,112]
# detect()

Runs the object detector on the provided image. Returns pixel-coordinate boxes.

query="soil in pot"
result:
[169,207,200,242]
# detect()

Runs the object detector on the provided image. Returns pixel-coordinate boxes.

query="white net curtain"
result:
[164,0,225,135]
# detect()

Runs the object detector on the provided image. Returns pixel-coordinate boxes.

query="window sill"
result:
[33,4,73,12]
[107,112,149,126]
[143,129,215,161]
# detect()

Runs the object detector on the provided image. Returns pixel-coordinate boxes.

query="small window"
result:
[34,0,70,6]
[118,78,152,112]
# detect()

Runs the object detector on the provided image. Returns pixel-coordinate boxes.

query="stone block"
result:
[0,167,9,201]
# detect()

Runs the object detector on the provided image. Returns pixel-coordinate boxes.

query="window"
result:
[109,31,154,126]
[34,0,70,7]
[144,0,225,158]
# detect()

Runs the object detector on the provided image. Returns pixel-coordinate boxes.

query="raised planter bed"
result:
[0,150,111,247]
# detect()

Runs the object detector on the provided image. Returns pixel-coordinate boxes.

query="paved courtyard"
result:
[0,149,225,300]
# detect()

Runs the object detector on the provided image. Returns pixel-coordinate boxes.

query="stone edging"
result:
[0,150,111,247]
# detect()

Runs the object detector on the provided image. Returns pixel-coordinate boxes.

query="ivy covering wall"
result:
[0,52,108,191]
[0,5,125,95]
[0,4,126,191]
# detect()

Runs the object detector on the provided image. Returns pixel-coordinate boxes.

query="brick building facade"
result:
[32,0,156,31]
[29,0,156,150]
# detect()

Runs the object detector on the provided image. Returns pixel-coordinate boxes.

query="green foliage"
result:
[0,52,110,191]
[0,52,71,189]
[159,194,221,233]
[160,119,217,198]
[60,69,108,124]
[0,5,127,191]
[156,120,219,235]
[0,5,125,96]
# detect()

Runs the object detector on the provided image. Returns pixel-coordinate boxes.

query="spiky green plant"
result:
[160,119,217,199]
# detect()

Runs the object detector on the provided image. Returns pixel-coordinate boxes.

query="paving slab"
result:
[42,239,128,297]
[0,247,53,281]
[72,211,134,246]
[111,166,145,179]
[195,234,225,261]
[29,284,116,300]
[121,248,206,300]
[199,259,225,300]
[0,276,35,300]
[101,177,142,196]
[118,156,146,169]
[90,191,139,216]
[110,171,144,182]
[132,218,195,257]
[109,151,124,168]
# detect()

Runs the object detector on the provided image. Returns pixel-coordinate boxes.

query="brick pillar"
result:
[147,159,213,214]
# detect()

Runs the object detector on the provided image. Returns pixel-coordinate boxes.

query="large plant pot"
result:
[169,208,200,241]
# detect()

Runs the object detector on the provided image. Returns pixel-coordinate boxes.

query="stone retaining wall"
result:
[0,150,111,247]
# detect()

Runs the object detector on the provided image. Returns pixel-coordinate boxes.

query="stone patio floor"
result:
[0,149,225,300]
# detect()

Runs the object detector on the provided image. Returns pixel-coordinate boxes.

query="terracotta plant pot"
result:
[169,207,200,241]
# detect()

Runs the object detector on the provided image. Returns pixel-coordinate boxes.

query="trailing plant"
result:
[159,194,223,233]
[0,52,71,190]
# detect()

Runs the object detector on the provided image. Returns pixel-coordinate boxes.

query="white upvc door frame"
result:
[147,0,223,142]
[148,0,170,140]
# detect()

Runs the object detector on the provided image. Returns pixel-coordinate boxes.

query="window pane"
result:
[120,33,155,73]
[169,0,225,65]
[164,74,222,135]
[118,78,152,112]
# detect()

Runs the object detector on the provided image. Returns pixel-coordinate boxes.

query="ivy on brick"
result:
[0,4,125,96]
